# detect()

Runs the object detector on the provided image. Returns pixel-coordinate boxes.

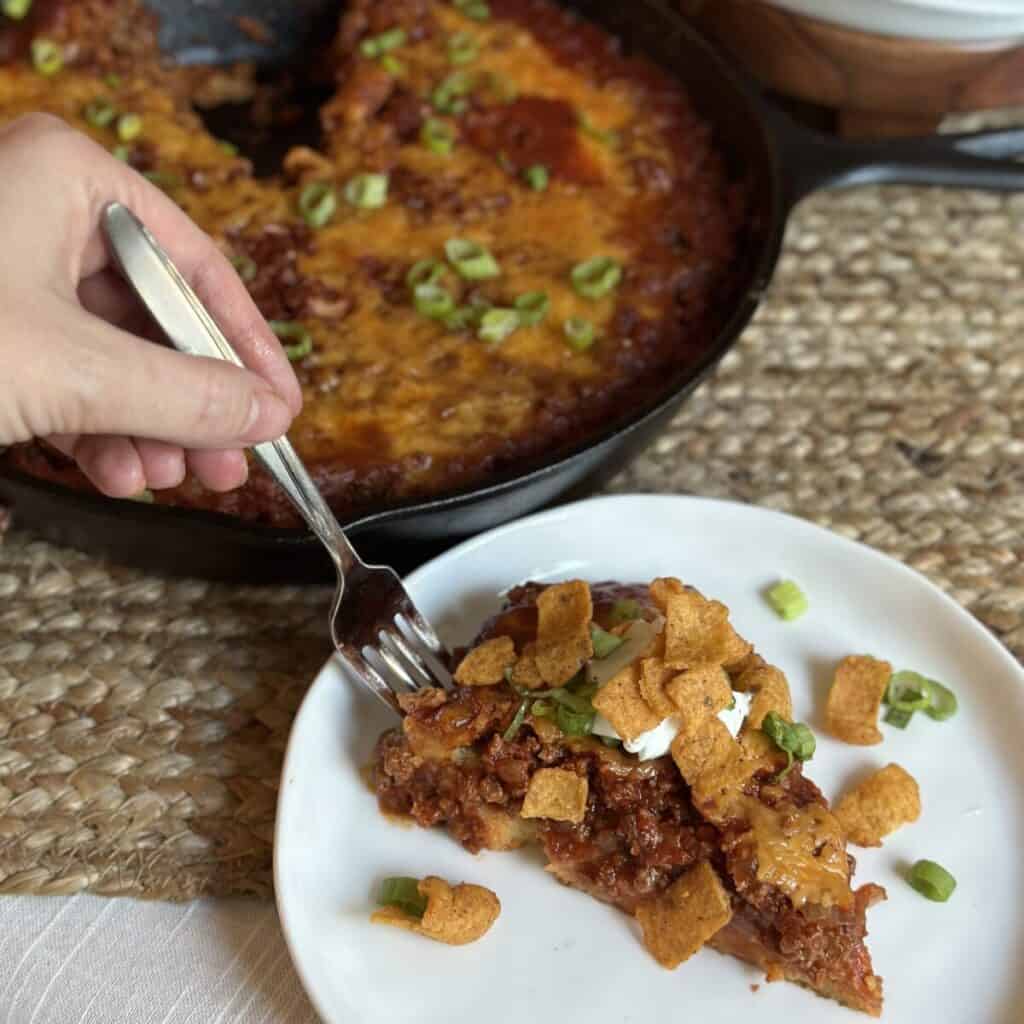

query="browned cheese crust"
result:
[0,0,744,525]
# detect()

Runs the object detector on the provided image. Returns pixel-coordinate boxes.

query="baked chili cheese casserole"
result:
[0,0,744,526]
[374,579,886,1016]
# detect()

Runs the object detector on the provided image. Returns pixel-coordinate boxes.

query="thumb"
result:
[36,302,294,446]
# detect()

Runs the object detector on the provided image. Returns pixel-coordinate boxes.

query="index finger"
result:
[68,130,303,416]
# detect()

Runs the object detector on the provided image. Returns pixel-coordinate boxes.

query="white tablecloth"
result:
[0,894,318,1024]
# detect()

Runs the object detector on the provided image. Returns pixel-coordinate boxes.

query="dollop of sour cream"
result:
[592,691,753,762]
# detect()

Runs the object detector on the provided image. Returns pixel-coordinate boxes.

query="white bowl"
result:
[768,0,1024,41]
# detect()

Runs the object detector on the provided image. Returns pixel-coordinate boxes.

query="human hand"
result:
[0,113,302,497]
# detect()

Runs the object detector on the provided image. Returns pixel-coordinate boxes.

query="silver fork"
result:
[101,201,453,712]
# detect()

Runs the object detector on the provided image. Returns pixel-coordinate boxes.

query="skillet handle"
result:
[772,108,1024,208]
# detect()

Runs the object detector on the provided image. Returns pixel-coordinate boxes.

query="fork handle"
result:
[101,202,358,573]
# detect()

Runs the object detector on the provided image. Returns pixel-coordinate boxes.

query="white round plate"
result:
[275,495,1024,1024]
[766,0,1024,41]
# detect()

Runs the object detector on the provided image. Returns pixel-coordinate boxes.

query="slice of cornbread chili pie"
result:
[373,579,886,1016]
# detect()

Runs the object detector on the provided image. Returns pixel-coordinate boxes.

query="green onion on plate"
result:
[766,579,808,621]
[907,859,956,902]
[378,877,428,918]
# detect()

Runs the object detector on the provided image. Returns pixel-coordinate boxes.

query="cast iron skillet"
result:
[3,0,1024,581]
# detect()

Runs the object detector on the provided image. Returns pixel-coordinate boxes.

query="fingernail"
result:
[244,389,292,442]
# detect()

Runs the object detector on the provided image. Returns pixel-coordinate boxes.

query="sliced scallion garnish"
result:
[344,172,389,209]
[230,253,257,282]
[116,112,142,142]
[406,258,445,289]
[766,579,808,621]
[298,181,337,228]
[513,291,549,326]
[111,144,131,162]
[360,27,407,59]
[414,283,455,319]
[378,876,428,918]
[590,623,624,659]
[432,70,475,115]
[571,256,621,299]
[30,37,62,76]
[761,711,816,782]
[2,0,33,20]
[908,859,956,902]
[531,699,554,718]
[445,237,499,280]
[380,55,404,76]
[104,73,122,89]
[270,320,313,361]
[421,117,455,155]
[563,317,595,351]
[453,0,489,20]
[523,164,548,191]
[219,139,238,156]
[556,704,594,737]
[578,113,619,148]
[83,98,117,128]
[883,706,914,729]
[447,31,478,65]
[478,308,519,344]
[923,679,958,721]
[608,598,642,625]
[503,697,529,741]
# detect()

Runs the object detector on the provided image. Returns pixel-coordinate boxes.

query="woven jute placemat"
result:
[1,180,1022,901]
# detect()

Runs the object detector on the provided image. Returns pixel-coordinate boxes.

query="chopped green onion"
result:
[432,70,474,114]
[218,139,238,156]
[378,876,428,918]
[445,237,499,280]
[608,598,643,625]
[406,258,445,289]
[530,699,554,718]
[883,670,957,725]
[923,679,958,721]
[344,172,389,209]
[766,579,808,621]
[142,170,182,192]
[103,73,122,89]
[230,254,257,282]
[453,0,489,20]
[885,671,933,713]
[600,736,622,749]
[571,256,622,299]
[360,27,407,59]
[421,117,455,155]
[563,317,595,351]
[908,859,956,902]
[556,703,594,737]
[503,697,529,741]
[590,623,624,659]
[116,112,142,142]
[579,114,620,148]
[447,31,478,65]
[513,291,549,326]
[298,181,337,228]
[111,144,131,162]
[30,37,62,76]
[413,282,455,319]
[380,55,404,76]
[884,706,914,729]
[523,164,549,191]
[270,320,313,361]
[761,711,816,781]
[478,308,519,344]
[83,97,117,128]
[444,303,488,331]
[2,0,32,20]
